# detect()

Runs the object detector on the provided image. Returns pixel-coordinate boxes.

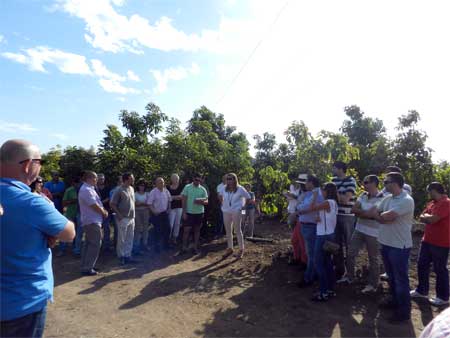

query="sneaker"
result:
[410,290,428,299]
[326,290,337,298]
[380,272,389,281]
[336,276,352,284]
[429,297,449,306]
[81,269,98,276]
[311,293,329,302]
[362,285,377,294]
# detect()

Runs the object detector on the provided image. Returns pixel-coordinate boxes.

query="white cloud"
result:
[1,46,92,74]
[54,0,274,55]
[91,59,139,94]
[51,133,69,140]
[150,63,200,94]
[126,70,140,82]
[0,121,38,133]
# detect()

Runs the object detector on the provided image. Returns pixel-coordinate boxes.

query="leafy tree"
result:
[393,110,434,213]
[59,146,96,184]
[433,161,450,196]
[40,146,62,181]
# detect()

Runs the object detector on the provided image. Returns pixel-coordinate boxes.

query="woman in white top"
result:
[134,179,150,253]
[309,182,338,301]
[221,173,251,259]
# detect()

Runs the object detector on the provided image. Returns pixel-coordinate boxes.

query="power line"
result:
[216,0,290,106]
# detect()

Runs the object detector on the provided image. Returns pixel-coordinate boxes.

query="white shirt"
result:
[146,188,171,214]
[221,186,251,213]
[216,183,225,196]
[316,199,338,236]
[135,191,148,210]
[287,184,301,213]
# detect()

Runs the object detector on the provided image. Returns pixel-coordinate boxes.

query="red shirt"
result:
[422,195,450,248]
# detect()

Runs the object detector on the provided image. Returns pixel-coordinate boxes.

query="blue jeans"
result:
[301,223,317,283]
[1,305,47,338]
[416,241,449,301]
[381,244,411,319]
[314,234,336,294]
[215,209,224,236]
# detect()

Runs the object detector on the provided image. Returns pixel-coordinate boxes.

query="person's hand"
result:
[367,206,378,218]
[47,236,57,248]
[102,209,109,219]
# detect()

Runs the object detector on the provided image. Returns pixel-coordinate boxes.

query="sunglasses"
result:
[363,181,372,185]
[35,180,43,184]
[18,159,45,165]
[226,177,235,181]
[384,180,393,185]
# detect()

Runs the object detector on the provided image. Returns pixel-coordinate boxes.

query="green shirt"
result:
[181,183,208,214]
[63,186,77,220]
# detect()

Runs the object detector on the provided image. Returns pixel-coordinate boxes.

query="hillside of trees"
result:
[40,103,450,221]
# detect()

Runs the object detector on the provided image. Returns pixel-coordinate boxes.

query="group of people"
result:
[26,168,261,275]
[1,138,449,337]
[286,161,449,324]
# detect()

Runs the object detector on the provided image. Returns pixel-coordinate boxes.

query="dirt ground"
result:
[46,220,447,338]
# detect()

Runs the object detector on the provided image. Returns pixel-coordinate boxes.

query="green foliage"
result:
[258,166,289,217]
[59,146,96,184]
[433,161,450,195]
[40,146,62,181]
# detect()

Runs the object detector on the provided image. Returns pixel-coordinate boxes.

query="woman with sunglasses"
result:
[30,176,53,205]
[339,175,384,293]
[221,173,251,259]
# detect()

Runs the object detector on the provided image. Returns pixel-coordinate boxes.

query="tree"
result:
[393,110,434,214]
[59,146,96,184]
[341,105,390,177]
[40,146,62,181]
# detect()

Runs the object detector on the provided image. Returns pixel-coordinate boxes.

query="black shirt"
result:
[167,185,183,209]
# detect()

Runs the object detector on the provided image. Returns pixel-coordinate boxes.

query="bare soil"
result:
[46,220,447,338]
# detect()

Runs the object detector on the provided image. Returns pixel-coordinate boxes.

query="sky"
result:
[1,0,449,162]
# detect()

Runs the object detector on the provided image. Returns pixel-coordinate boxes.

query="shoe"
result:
[311,293,329,302]
[429,297,449,306]
[174,249,187,257]
[192,248,201,255]
[327,290,337,298]
[336,276,352,284]
[410,290,428,299]
[120,257,126,265]
[223,248,233,258]
[81,269,98,276]
[362,285,377,294]
[380,272,389,281]
[388,316,410,324]
[234,250,244,259]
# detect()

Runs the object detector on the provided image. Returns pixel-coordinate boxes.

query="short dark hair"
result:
[427,182,445,194]
[322,182,338,202]
[364,174,379,186]
[306,174,320,188]
[386,172,404,188]
[333,161,347,172]
[386,165,401,173]
[122,172,133,182]
[192,172,202,179]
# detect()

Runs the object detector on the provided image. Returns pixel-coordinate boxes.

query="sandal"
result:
[234,250,244,259]
[223,248,233,257]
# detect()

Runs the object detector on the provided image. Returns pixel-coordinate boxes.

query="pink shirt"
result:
[146,188,171,214]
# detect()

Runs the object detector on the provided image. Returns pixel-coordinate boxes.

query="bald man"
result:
[0,139,75,338]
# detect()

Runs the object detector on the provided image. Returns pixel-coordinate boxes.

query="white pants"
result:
[223,211,244,250]
[169,208,183,238]
[116,217,135,258]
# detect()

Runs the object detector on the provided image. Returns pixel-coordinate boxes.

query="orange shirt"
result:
[422,195,450,248]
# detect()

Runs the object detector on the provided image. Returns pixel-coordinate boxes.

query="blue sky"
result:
[1,0,450,162]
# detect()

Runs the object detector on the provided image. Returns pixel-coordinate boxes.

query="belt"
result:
[302,222,317,226]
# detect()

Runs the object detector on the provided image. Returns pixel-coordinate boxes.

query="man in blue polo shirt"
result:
[44,171,65,213]
[0,139,75,338]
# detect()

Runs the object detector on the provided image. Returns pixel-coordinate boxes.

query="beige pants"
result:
[134,208,150,247]
[116,217,135,258]
[223,211,244,250]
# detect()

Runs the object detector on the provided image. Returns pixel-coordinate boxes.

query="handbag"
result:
[321,203,340,255]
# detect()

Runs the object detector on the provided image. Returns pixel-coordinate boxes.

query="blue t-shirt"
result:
[44,180,65,211]
[0,178,68,321]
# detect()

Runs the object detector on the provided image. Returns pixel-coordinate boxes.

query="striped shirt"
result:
[332,176,357,216]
